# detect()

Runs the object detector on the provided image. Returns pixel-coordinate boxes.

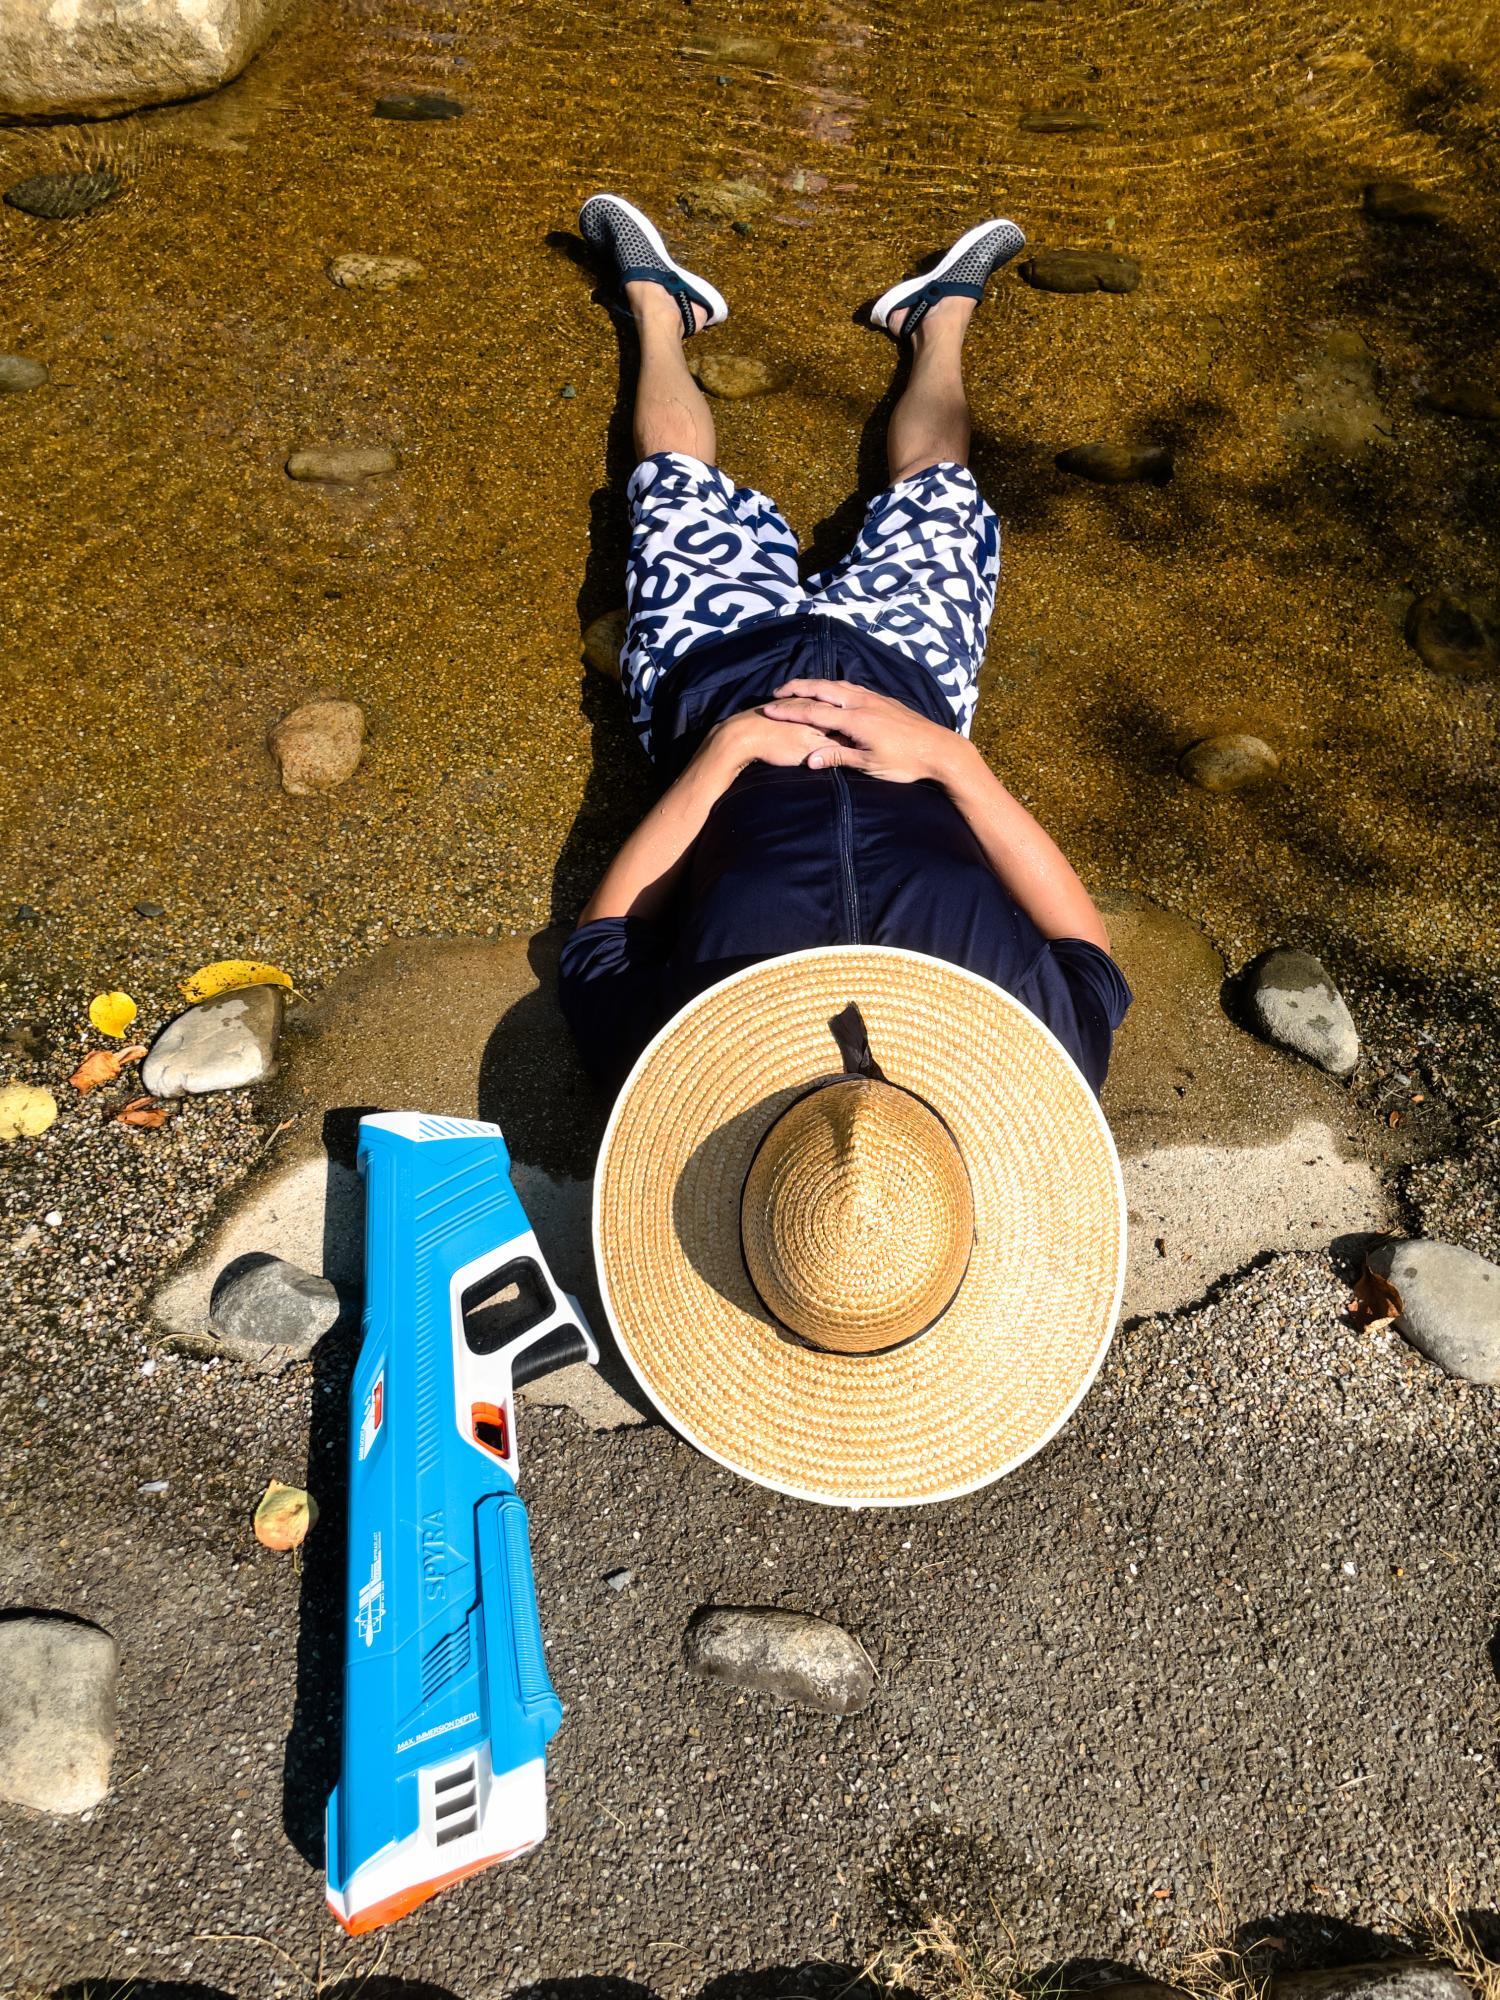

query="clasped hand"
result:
[713,680,968,787]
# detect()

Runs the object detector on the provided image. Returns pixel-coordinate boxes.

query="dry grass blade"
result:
[871,1909,1077,2000]
[1408,1891,1500,2000]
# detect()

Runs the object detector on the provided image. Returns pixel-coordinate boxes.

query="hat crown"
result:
[741,1078,975,1353]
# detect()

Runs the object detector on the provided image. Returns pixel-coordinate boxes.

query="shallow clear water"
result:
[0,0,1496,1030]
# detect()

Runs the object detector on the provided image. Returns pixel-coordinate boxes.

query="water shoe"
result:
[578,192,729,337]
[871,217,1027,339]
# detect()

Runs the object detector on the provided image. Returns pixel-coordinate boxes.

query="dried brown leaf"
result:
[116,1095,169,1129]
[70,1044,148,1093]
[1347,1260,1403,1331]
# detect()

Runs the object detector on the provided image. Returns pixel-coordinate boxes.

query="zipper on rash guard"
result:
[815,622,862,941]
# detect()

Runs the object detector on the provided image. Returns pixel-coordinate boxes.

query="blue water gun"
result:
[325,1112,597,1935]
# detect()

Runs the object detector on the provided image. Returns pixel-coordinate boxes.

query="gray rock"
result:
[1020,248,1140,294]
[683,1606,875,1715]
[327,252,426,292]
[1364,181,1449,225]
[1404,591,1497,680]
[141,984,283,1099]
[208,1254,340,1365]
[1277,1964,1472,2000]
[373,92,463,120]
[1367,1239,1500,1385]
[1241,947,1359,1076]
[603,1568,635,1592]
[0,1615,118,1814]
[1056,442,1172,484]
[269,697,366,794]
[1179,732,1280,792]
[286,446,400,484]
[3,169,119,219]
[0,355,49,393]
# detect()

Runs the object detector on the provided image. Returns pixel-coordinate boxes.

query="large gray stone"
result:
[1367,1239,1500,1385]
[141,983,283,1098]
[1241,946,1360,1076]
[0,0,289,119]
[207,1253,340,1367]
[1276,1965,1472,2000]
[682,1606,875,1715]
[0,1616,118,1814]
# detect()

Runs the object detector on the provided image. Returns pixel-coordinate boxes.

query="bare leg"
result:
[884,295,977,484]
[627,280,716,464]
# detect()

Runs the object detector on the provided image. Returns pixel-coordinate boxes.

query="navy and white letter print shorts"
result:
[619,450,1001,752]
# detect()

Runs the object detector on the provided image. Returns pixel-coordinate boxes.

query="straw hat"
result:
[593,946,1126,1507]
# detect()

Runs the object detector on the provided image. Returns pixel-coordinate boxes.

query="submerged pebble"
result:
[327,252,425,291]
[1056,443,1172,485]
[0,355,49,393]
[1404,591,1497,680]
[695,352,782,400]
[677,178,769,223]
[1020,248,1140,294]
[1420,380,1500,424]
[4,170,120,219]
[1180,733,1280,793]
[373,93,464,120]
[285,446,400,483]
[269,698,366,794]
[1364,181,1449,225]
[1240,947,1359,1077]
[582,608,627,679]
[1019,110,1104,132]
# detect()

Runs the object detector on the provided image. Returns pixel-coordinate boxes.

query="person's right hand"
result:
[704,705,833,778]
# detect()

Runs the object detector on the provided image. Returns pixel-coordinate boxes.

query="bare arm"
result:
[762,680,1111,951]
[578,708,833,925]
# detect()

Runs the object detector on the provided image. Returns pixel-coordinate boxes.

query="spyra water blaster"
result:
[325,1112,598,1935]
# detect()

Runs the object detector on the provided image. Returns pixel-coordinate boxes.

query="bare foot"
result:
[886,293,977,341]
[625,278,709,335]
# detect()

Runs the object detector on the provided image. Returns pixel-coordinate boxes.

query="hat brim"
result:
[593,946,1126,1507]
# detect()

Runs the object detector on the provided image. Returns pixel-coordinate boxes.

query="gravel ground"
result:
[1,953,1497,2000]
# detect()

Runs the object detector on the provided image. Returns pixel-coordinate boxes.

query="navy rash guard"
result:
[559,612,1131,1097]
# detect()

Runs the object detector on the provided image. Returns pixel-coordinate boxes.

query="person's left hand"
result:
[762,680,971,785]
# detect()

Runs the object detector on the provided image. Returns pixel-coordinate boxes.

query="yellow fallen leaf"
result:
[254,1479,317,1551]
[88,990,138,1038]
[0,1083,58,1142]
[181,959,294,1004]
[70,1045,148,1093]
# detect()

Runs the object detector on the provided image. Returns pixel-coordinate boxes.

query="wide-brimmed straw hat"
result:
[593,946,1126,1507]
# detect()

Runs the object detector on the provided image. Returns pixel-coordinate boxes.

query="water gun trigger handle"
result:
[457,1262,599,1477]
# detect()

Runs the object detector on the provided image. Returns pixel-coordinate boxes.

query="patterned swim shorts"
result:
[620,450,1001,751]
